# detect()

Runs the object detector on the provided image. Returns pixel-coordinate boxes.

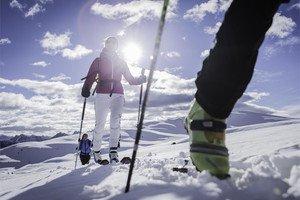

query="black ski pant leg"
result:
[195,0,285,119]
[80,154,90,165]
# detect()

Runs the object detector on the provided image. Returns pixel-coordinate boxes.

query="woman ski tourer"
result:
[184,0,289,179]
[81,36,146,164]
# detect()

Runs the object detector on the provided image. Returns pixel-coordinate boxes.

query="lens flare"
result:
[122,42,142,64]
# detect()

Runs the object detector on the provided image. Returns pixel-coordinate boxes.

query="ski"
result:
[120,157,131,164]
[110,157,131,165]
[93,157,131,165]
[97,159,109,165]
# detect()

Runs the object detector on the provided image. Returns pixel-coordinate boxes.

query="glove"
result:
[81,89,90,98]
[138,75,147,84]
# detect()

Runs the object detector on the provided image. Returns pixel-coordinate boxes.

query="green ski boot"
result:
[184,99,230,179]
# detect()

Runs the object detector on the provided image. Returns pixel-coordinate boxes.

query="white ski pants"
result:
[93,93,124,151]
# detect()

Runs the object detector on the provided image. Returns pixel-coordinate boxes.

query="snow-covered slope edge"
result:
[0,119,299,200]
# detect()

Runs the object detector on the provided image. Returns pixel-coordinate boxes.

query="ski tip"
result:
[97,159,109,165]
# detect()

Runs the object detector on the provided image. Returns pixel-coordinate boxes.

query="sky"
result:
[0,0,300,136]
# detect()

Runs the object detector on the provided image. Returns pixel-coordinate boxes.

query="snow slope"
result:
[0,119,300,200]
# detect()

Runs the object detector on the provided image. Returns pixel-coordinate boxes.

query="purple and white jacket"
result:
[82,48,143,95]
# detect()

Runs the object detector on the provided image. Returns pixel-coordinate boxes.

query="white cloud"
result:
[219,0,233,11]
[49,73,71,82]
[39,0,53,4]
[0,78,75,97]
[9,0,24,11]
[234,92,285,116]
[275,36,300,46]
[30,61,50,67]
[164,66,182,74]
[0,92,30,110]
[40,31,71,55]
[161,51,181,58]
[282,104,300,118]
[204,22,221,35]
[33,73,46,79]
[201,49,210,58]
[10,0,52,18]
[264,36,300,57]
[0,68,195,135]
[61,45,93,60]
[0,90,82,135]
[182,0,233,23]
[183,0,218,22]
[40,32,92,60]
[244,92,269,103]
[0,66,288,136]
[252,69,283,83]
[91,0,178,26]
[0,38,11,45]
[264,46,278,58]
[25,3,45,18]
[267,13,296,38]
[289,3,300,11]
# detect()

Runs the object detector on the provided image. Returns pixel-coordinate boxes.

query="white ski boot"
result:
[109,147,119,164]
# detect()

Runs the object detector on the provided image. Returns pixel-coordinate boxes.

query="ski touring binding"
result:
[93,150,109,165]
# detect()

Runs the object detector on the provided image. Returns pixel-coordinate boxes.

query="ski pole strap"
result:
[190,120,226,132]
[190,143,229,157]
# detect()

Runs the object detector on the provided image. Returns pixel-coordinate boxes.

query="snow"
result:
[286,166,300,197]
[0,119,299,200]
[0,155,20,163]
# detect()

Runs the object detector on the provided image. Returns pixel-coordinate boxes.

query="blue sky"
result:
[0,0,300,136]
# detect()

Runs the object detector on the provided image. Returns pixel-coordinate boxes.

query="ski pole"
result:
[74,97,87,170]
[137,68,145,124]
[125,0,169,193]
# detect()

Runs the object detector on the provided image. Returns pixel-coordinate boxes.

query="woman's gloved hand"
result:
[81,89,90,98]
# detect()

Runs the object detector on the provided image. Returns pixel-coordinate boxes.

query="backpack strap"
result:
[92,57,101,96]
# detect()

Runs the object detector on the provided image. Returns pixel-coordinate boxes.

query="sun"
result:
[122,42,142,65]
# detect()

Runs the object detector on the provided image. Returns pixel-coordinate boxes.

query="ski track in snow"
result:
[0,119,300,200]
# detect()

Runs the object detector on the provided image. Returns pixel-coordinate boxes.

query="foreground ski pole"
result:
[74,97,87,170]
[125,0,169,193]
[137,68,145,124]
